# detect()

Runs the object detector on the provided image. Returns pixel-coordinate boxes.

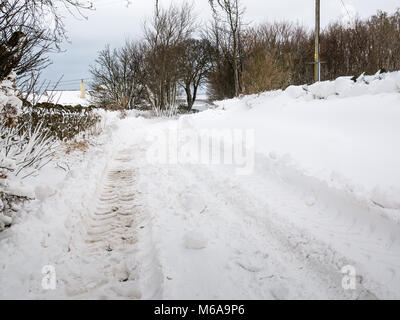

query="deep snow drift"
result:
[0,71,399,300]
[193,71,400,214]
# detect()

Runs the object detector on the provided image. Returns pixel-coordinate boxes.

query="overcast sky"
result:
[41,0,400,89]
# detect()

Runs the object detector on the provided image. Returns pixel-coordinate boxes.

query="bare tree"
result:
[241,22,313,86]
[209,0,244,97]
[0,0,93,82]
[204,18,236,100]
[242,48,289,94]
[90,42,146,110]
[178,38,213,110]
[321,10,400,80]
[142,1,195,116]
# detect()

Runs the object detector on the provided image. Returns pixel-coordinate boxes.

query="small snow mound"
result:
[7,181,34,199]
[178,116,195,130]
[183,231,208,250]
[305,194,317,207]
[308,81,336,99]
[67,169,79,179]
[371,186,400,210]
[0,214,12,226]
[179,192,206,216]
[334,77,354,96]
[35,185,56,202]
[6,95,22,110]
[285,85,307,99]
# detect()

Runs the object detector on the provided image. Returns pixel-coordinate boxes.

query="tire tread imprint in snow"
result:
[64,149,142,299]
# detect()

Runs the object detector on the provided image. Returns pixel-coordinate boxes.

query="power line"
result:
[339,0,353,23]
[45,78,91,85]
[94,0,123,5]
[53,79,90,83]
[94,0,132,9]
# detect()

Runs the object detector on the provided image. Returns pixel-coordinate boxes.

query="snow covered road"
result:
[1,73,400,299]
[128,118,399,300]
[0,115,399,299]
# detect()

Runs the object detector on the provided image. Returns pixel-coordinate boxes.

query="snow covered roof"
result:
[42,90,93,107]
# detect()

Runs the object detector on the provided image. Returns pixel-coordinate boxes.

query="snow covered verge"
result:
[0,72,38,231]
[189,71,400,216]
[1,70,119,233]
[0,109,123,298]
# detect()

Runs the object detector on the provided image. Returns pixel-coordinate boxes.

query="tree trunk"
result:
[233,32,240,97]
[185,85,193,110]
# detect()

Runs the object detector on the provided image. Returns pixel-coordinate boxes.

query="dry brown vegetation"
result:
[64,140,89,154]
[208,8,400,99]
[91,2,400,109]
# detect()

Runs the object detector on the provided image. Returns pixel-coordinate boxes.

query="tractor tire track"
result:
[63,149,143,299]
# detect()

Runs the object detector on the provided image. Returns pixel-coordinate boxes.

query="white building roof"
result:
[42,90,92,107]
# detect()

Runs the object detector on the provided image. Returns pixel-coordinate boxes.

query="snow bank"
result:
[189,71,400,213]
[0,72,22,124]
[0,109,122,298]
[288,71,400,100]
[0,72,27,231]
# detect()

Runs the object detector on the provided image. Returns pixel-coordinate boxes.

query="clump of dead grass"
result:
[64,140,89,154]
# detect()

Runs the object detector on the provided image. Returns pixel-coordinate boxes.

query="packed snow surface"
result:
[0,72,400,299]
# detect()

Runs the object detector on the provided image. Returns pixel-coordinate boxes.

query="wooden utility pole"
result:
[314,0,320,82]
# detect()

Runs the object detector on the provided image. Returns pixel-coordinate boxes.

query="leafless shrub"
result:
[0,120,57,231]
[0,1,93,82]
[90,42,146,110]
[64,140,88,154]
[242,48,289,94]
[178,38,213,110]
[321,10,400,79]
[209,0,245,97]
[142,1,195,116]
[204,19,236,100]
